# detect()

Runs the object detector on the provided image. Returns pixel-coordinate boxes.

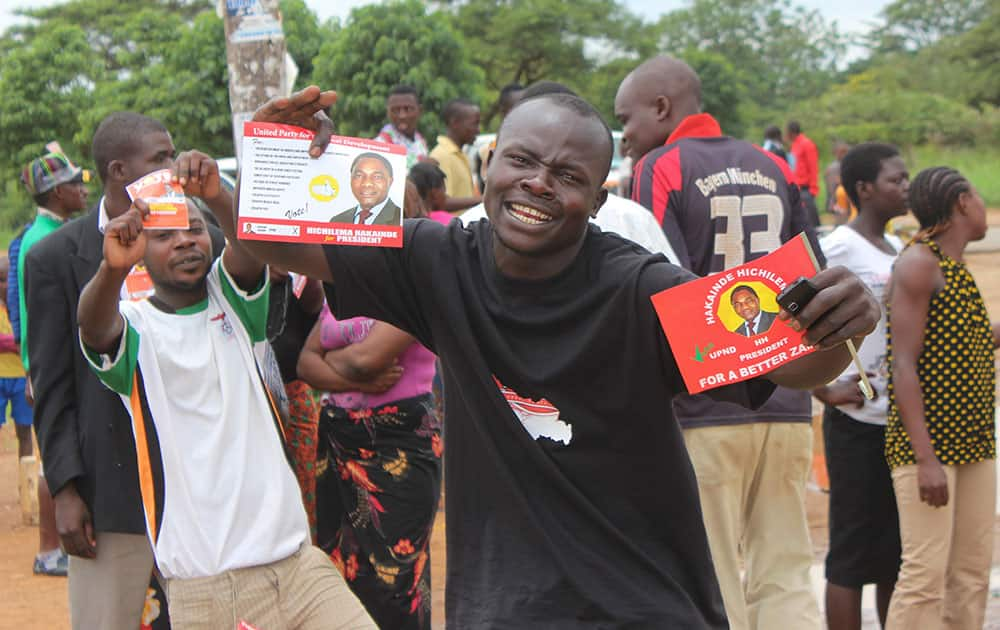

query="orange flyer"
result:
[124,265,155,301]
[126,169,190,230]
[651,234,821,394]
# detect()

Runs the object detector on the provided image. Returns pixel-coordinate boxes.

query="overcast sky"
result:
[1,0,890,45]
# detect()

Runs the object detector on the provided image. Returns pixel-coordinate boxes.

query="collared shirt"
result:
[429,135,477,198]
[375,124,428,171]
[37,207,66,224]
[353,198,390,225]
[98,195,111,233]
[746,312,764,335]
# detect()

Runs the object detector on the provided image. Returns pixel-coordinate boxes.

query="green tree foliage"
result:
[280,0,330,88]
[76,10,233,160]
[680,49,748,138]
[0,0,331,228]
[786,72,995,149]
[870,0,988,53]
[950,0,1000,107]
[0,23,102,227]
[311,0,484,140]
[443,0,638,128]
[657,0,843,113]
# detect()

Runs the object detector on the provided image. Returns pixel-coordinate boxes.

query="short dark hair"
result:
[407,162,446,200]
[521,80,576,100]
[350,152,393,178]
[442,98,478,125]
[764,125,782,141]
[840,142,900,210]
[388,84,419,101]
[730,285,758,303]
[786,120,802,135]
[908,166,972,238]
[503,90,614,179]
[91,112,169,182]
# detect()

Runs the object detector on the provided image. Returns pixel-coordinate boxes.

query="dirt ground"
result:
[2,210,1000,629]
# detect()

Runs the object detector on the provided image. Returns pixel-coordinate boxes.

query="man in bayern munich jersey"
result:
[616,56,824,630]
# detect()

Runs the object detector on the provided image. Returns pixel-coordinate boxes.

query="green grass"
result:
[905,145,1000,208]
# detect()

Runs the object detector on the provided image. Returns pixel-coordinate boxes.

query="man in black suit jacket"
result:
[25,112,225,630]
[730,285,777,337]
[329,152,401,226]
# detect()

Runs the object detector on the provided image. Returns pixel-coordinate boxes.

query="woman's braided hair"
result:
[908,166,970,241]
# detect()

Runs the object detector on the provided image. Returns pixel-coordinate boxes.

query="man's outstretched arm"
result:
[234,86,339,283]
[78,209,146,354]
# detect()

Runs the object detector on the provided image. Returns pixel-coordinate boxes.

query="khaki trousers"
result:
[68,532,155,630]
[683,422,821,630]
[164,544,375,630]
[886,459,995,630]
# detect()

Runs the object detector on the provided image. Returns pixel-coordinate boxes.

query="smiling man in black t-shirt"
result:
[235,86,879,629]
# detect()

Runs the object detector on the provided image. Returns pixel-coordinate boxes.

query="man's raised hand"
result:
[173,150,221,201]
[103,203,148,272]
[253,85,338,158]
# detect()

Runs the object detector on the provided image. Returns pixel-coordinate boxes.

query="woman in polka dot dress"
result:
[883,167,1000,629]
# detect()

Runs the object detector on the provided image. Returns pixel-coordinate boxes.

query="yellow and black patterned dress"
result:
[885,238,996,469]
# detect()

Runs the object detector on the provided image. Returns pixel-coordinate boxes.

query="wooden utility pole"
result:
[220,0,292,162]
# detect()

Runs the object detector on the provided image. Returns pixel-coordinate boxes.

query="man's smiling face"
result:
[731,288,761,322]
[350,157,392,211]
[484,97,610,280]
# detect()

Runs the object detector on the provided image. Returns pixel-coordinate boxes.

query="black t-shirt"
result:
[323,219,775,628]
[267,281,319,383]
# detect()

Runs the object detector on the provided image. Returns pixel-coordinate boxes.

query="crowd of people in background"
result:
[1,50,997,630]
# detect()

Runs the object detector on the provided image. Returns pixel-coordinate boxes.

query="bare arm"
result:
[444,195,482,213]
[298,277,325,315]
[297,318,403,393]
[323,321,415,381]
[174,151,262,292]
[767,265,879,389]
[235,87,338,283]
[78,209,146,354]
[888,246,949,506]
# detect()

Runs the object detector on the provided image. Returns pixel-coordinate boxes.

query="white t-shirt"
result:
[459,193,679,264]
[819,225,903,425]
[83,258,308,579]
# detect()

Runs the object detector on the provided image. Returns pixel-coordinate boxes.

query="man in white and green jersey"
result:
[76,151,373,630]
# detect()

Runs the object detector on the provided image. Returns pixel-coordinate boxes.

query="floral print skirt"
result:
[316,393,442,629]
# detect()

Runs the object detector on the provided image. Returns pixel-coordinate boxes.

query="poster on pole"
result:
[651,233,822,393]
[237,121,406,247]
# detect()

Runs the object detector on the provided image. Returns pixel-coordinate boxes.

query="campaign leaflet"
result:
[651,233,822,394]
[125,169,190,230]
[237,121,406,247]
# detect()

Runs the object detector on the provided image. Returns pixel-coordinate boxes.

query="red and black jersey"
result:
[633,113,824,428]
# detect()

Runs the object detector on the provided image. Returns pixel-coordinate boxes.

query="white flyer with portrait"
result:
[237,121,406,247]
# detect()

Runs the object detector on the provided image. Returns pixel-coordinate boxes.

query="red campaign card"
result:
[126,169,190,230]
[124,265,155,301]
[651,233,822,394]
